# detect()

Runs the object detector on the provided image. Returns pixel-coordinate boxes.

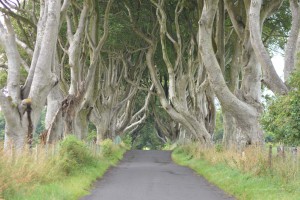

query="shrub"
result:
[215,143,223,152]
[100,139,115,158]
[58,135,94,174]
[0,136,126,199]
[162,141,177,150]
[86,130,97,143]
[261,70,300,146]
[121,133,132,149]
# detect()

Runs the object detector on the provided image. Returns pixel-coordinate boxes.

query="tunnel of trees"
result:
[0,0,299,151]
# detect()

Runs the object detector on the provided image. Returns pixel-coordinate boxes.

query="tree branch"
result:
[0,16,21,102]
[249,0,288,94]
[0,7,36,29]
[284,0,300,80]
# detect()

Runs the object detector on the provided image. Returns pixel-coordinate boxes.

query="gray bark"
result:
[249,0,288,94]
[199,0,263,146]
[297,33,300,67]
[45,85,64,143]
[132,1,213,143]
[0,0,61,150]
[90,53,148,143]
[284,0,300,80]
[222,111,236,148]
[51,0,113,140]
[222,38,242,147]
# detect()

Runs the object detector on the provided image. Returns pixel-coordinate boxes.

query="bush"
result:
[121,133,132,149]
[0,135,127,199]
[261,70,300,146]
[86,130,97,143]
[58,135,95,174]
[162,141,177,150]
[215,143,223,152]
[100,139,115,158]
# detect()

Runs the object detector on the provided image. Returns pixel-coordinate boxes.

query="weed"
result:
[173,143,300,200]
[59,135,95,174]
[0,136,126,199]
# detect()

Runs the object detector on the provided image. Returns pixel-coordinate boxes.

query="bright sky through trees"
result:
[272,54,284,81]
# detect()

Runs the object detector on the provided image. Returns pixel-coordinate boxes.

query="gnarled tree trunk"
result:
[199,0,263,147]
[0,0,61,151]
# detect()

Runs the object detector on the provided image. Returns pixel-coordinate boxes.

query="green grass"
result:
[1,137,127,200]
[7,151,125,200]
[172,149,300,200]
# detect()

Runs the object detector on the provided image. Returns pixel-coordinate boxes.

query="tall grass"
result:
[0,136,127,199]
[0,144,61,197]
[177,143,299,181]
[173,143,300,200]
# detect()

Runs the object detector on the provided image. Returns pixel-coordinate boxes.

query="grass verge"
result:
[172,147,300,200]
[1,136,127,200]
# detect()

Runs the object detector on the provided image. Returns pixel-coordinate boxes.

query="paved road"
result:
[81,150,235,200]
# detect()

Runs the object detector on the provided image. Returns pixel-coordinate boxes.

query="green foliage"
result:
[162,141,176,150]
[263,1,291,52]
[1,138,126,200]
[20,66,28,84]
[121,133,132,149]
[215,143,223,153]
[173,149,300,200]
[132,120,164,150]
[264,132,275,143]
[213,110,223,142]
[35,109,46,135]
[59,135,95,174]
[261,70,300,146]
[0,70,7,88]
[101,139,115,158]
[86,123,97,142]
[0,112,5,140]
[87,130,97,143]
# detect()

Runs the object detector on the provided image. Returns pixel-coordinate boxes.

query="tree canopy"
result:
[0,0,299,150]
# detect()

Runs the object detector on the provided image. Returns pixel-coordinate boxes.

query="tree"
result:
[125,0,216,144]
[0,0,63,150]
[0,0,298,151]
[200,0,300,148]
[261,70,300,146]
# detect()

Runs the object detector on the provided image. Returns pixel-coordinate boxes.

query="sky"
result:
[259,53,285,100]
[272,53,285,81]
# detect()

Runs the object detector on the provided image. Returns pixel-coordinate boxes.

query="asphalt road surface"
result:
[81,150,235,200]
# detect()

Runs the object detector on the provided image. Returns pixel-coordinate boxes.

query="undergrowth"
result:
[0,135,127,200]
[172,143,300,200]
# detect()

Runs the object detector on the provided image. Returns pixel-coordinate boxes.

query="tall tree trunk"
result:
[45,56,64,144]
[0,0,61,151]
[199,0,263,147]
[284,0,300,80]
[45,85,64,143]
[222,35,242,147]
[132,1,213,144]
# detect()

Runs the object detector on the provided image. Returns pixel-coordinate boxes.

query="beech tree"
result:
[125,0,217,144]
[200,0,299,147]
[90,52,152,143]
[0,0,64,150]
[0,0,299,150]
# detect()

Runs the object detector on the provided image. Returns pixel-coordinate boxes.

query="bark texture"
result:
[0,0,61,150]
[199,0,263,147]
